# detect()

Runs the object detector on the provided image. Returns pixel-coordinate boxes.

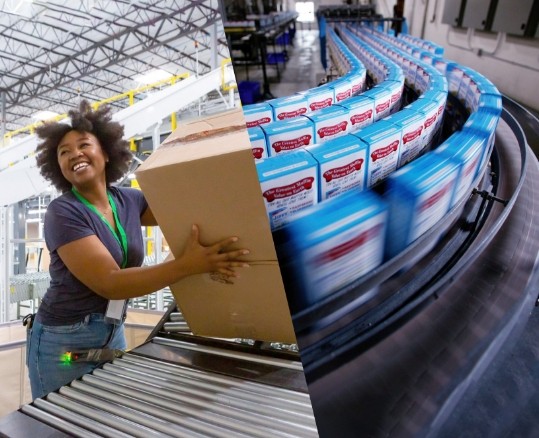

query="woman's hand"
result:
[178,224,250,278]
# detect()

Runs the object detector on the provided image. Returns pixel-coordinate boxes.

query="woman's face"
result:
[57,130,108,190]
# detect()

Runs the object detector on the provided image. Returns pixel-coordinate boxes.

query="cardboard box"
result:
[136,108,296,344]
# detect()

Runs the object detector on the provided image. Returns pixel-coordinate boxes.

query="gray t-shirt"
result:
[37,186,148,326]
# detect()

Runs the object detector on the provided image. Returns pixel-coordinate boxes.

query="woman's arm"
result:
[57,224,249,300]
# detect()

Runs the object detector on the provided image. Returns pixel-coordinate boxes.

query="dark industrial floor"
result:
[230,26,539,438]
[231,27,327,102]
[439,304,539,438]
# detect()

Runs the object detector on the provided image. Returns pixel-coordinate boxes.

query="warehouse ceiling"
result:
[0,0,230,134]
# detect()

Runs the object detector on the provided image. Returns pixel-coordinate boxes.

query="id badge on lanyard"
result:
[105,299,127,324]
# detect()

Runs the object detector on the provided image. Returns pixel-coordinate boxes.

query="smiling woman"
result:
[26,100,250,400]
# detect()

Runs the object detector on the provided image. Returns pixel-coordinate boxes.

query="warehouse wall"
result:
[404,0,539,112]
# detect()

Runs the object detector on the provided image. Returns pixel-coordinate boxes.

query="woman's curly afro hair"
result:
[35,99,133,193]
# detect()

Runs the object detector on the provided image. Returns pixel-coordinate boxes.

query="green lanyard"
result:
[71,187,128,268]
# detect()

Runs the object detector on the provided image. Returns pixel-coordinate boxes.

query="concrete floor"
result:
[233,28,327,102]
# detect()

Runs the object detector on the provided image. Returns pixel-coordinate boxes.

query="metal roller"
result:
[108,358,313,413]
[20,404,102,438]
[69,377,299,438]
[121,353,311,403]
[34,396,146,438]
[163,321,191,332]
[100,361,315,424]
[153,337,304,370]
[169,312,185,322]
[84,369,318,437]
[59,385,220,438]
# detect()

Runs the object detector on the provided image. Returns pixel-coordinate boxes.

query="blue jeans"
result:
[26,313,126,400]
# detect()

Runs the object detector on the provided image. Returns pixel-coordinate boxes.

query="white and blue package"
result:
[306,105,350,143]
[268,94,310,121]
[248,126,269,161]
[384,108,425,167]
[354,120,402,187]
[432,130,486,207]
[338,95,375,132]
[420,89,448,140]
[297,86,334,112]
[330,77,354,103]
[447,62,464,96]
[256,149,318,231]
[477,94,502,117]
[261,117,315,156]
[387,80,404,114]
[347,69,367,95]
[462,110,500,172]
[285,189,388,304]
[363,86,392,122]
[306,134,368,201]
[414,99,439,150]
[385,153,460,259]
[243,102,274,128]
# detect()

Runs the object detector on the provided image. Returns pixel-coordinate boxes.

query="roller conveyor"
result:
[0,306,317,438]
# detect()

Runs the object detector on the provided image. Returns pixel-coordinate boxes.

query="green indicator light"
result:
[61,352,72,364]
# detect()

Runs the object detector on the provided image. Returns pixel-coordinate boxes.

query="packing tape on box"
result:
[161,125,248,148]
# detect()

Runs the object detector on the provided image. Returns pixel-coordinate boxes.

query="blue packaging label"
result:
[243,103,273,128]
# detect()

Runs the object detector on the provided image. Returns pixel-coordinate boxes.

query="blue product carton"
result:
[268,94,310,121]
[457,67,473,105]
[446,62,464,95]
[306,134,369,200]
[247,126,269,161]
[363,85,392,121]
[285,189,388,304]
[256,150,318,231]
[243,102,274,128]
[297,86,334,112]
[433,57,448,75]
[432,131,486,207]
[384,108,425,167]
[414,99,439,150]
[414,65,431,94]
[385,153,460,258]
[305,105,350,143]
[349,68,367,95]
[386,80,404,114]
[261,117,315,156]
[404,57,418,89]
[338,95,375,132]
[330,77,354,103]
[462,109,500,172]
[477,93,502,117]
[354,120,402,187]
[420,89,448,140]
[465,77,479,112]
